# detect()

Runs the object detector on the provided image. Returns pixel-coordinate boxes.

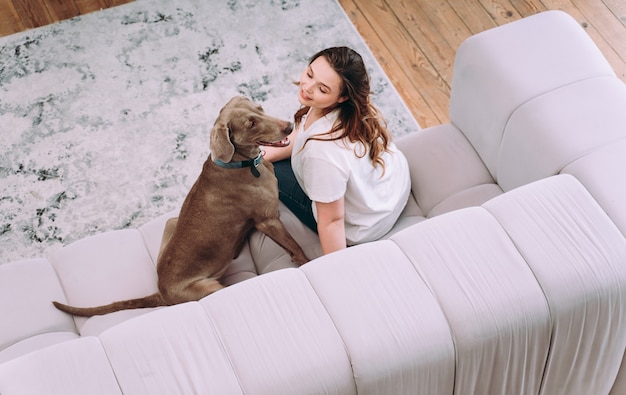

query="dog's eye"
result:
[248,118,256,127]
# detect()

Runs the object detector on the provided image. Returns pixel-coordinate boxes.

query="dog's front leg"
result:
[255,218,309,265]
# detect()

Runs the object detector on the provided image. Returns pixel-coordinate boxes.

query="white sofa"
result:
[2,10,626,394]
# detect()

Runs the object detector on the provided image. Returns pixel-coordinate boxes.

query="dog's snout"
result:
[284,122,294,134]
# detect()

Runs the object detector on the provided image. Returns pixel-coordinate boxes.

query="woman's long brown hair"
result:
[295,47,392,173]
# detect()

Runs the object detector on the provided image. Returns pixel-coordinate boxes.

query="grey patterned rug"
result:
[0,0,419,264]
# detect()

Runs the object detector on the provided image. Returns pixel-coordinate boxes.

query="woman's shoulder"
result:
[384,142,410,173]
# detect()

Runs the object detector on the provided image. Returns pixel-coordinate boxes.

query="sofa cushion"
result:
[428,183,502,217]
[391,207,551,394]
[301,241,455,394]
[218,240,261,286]
[49,229,158,333]
[249,201,323,274]
[0,337,121,394]
[450,10,616,179]
[78,308,159,337]
[395,123,499,217]
[611,356,626,395]
[484,174,626,395]
[0,258,77,353]
[137,209,177,265]
[381,214,426,239]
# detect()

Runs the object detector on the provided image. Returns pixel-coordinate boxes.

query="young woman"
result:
[263,46,411,255]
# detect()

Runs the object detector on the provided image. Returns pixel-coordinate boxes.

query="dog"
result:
[53,96,310,316]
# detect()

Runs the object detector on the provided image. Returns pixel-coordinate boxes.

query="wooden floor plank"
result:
[572,0,626,63]
[11,0,53,29]
[0,1,25,36]
[386,0,457,86]
[510,0,549,16]
[44,0,79,22]
[105,0,133,7]
[476,0,524,25]
[447,0,499,34]
[73,0,108,15]
[602,0,626,29]
[420,0,475,50]
[543,0,626,79]
[340,0,438,128]
[345,0,452,125]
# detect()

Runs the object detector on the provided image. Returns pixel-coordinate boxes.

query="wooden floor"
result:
[1,0,625,128]
[0,0,132,35]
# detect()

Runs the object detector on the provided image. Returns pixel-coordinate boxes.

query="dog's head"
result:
[210,96,293,162]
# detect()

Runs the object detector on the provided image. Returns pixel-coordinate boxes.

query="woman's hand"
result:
[315,198,346,255]
[262,129,298,162]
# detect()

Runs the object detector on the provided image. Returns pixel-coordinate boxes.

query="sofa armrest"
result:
[450,10,616,179]
[498,77,626,191]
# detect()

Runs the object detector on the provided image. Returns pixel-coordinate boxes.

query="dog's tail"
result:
[52,292,167,317]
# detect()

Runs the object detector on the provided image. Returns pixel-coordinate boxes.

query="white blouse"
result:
[291,109,411,245]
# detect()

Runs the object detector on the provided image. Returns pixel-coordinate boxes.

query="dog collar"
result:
[213,152,263,177]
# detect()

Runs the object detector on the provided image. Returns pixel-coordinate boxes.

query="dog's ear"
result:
[210,121,235,162]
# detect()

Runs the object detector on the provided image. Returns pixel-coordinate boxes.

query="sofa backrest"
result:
[2,175,626,394]
[449,10,620,191]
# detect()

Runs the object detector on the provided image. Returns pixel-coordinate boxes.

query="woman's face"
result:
[298,56,347,110]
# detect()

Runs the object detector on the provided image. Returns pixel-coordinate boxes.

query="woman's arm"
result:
[315,198,346,255]
[262,129,298,162]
